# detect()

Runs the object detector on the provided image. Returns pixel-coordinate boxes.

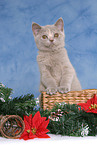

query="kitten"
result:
[32,18,82,95]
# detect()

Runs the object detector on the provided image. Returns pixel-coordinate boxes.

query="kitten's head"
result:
[32,18,65,52]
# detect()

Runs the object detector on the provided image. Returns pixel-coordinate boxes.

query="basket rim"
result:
[41,89,97,110]
[42,89,97,94]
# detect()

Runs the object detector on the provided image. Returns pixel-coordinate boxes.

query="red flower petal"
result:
[92,109,97,113]
[29,131,36,139]
[32,111,42,129]
[86,94,97,105]
[24,117,30,130]
[36,129,49,136]
[41,117,46,122]
[37,134,50,138]
[20,135,29,140]
[78,103,89,111]
[19,131,29,140]
[38,119,49,131]
[24,114,32,127]
[29,114,33,127]
[87,109,97,113]
[78,94,97,113]
[93,94,97,104]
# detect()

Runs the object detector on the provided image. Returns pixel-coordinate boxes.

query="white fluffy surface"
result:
[0,134,97,145]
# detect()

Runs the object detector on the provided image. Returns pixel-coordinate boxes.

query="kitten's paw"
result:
[45,87,57,95]
[58,87,70,94]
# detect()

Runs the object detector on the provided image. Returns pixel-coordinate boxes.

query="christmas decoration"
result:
[1,83,97,139]
[78,94,97,113]
[80,123,89,137]
[0,115,25,139]
[19,111,50,140]
[47,102,97,136]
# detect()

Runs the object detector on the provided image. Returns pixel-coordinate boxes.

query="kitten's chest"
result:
[49,57,61,69]
[46,56,62,79]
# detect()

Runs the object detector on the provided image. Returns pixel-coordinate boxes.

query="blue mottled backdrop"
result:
[0,0,97,97]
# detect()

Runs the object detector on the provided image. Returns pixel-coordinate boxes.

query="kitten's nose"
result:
[49,39,54,42]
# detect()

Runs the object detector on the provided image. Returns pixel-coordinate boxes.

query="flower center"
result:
[89,104,97,109]
[27,130,30,133]
[31,127,36,135]
[26,128,36,134]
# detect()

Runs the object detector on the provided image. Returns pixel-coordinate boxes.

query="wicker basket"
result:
[0,115,25,139]
[41,89,97,110]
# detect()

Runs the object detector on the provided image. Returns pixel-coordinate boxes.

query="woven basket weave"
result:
[41,89,97,110]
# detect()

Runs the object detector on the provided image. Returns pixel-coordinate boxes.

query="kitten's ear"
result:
[32,22,41,36]
[54,17,64,31]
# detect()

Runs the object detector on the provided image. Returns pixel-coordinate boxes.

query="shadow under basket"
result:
[41,89,97,110]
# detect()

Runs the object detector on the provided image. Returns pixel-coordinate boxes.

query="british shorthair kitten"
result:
[32,18,82,95]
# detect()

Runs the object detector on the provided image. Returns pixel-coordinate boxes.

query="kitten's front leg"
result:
[58,66,75,93]
[41,68,57,95]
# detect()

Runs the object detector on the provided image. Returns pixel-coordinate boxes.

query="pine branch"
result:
[0,94,36,118]
[47,103,97,136]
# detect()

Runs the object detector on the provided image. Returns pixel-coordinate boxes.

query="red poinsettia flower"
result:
[78,94,97,113]
[19,111,50,140]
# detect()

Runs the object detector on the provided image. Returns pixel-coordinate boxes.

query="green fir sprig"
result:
[0,83,36,118]
[47,103,97,136]
[0,83,13,102]
[0,94,36,118]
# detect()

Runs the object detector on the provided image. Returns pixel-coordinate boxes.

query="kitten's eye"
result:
[54,33,59,38]
[42,35,48,39]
